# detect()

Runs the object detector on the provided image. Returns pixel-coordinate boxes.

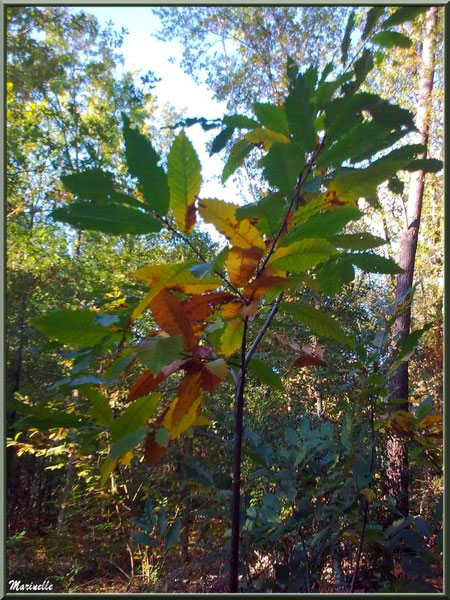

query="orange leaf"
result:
[184,292,237,321]
[240,300,260,318]
[126,360,184,403]
[150,288,196,350]
[418,414,443,429]
[244,273,288,300]
[202,358,228,391]
[226,246,264,287]
[295,354,328,368]
[144,430,167,466]
[163,368,203,439]
[221,300,244,318]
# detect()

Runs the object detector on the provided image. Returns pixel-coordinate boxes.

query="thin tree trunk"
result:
[386,6,438,517]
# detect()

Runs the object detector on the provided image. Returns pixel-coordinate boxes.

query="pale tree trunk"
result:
[386,6,438,517]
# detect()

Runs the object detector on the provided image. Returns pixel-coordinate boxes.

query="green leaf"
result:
[16,408,87,430]
[61,169,115,201]
[382,6,428,29]
[82,386,113,427]
[388,175,405,195]
[165,517,182,549]
[223,114,259,129]
[222,139,253,183]
[236,194,286,238]
[123,116,169,215]
[249,358,283,391]
[269,238,337,273]
[210,127,234,155]
[341,10,355,64]
[331,233,387,251]
[398,323,433,359]
[190,247,229,278]
[33,309,118,347]
[252,102,288,135]
[285,73,316,151]
[135,335,184,375]
[348,252,403,274]
[110,393,160,444]
[363,7,384,39]
[406,158,443,173]
[354,50,374,87]
[157,506,168,538]
[372,31,413,49]
[259,142,305,195]
[283,206,363,246]
[167,130,202,233]
[104,348,137,379]
[110,425,147,462]
[51,202,162,235]
[315,257,355,295]
[281,302,353,346]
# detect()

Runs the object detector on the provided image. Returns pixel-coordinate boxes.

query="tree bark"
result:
[386,6,438,517]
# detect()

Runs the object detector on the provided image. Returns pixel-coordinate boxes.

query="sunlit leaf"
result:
[244,127,290,150]
[33,309,120,347]
[51,202,162,235]
[111,392,160,443]
[226,246,264,288]
[150,289,196,350]
[281,302,353,346]
[168,130,201,233]
[252,102,288,135]
[163,369,203,439]
[198,199,265,250]
[221,318,244,356]
[268,238,337,272]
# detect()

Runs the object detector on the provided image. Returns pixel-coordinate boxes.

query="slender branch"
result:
[350,498,369,593]
[229,317,249,593]
[298,527,311,593]
[244,293,283,369]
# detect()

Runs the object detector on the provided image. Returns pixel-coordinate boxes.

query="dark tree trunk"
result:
[386,6,438,517]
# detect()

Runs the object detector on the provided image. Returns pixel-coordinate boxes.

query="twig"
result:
[350,498,369,593]
[244,293,283,368]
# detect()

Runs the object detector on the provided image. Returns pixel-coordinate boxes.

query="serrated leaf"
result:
[316,257,355,295]
[122,116,169,215]
[281,302,353,346]
[111,393,160,443]
[205,358,228,380]
[341,10,355,64]
[150,289,196,350]
[221,318,244,356]
[259,142,305,195]
[222,139,253,183]
[198,199,265,250]
[134,336,184,377]
[131,261,221,319]
[285,73,316,151]
[15,408,87,430]
[165,517,182,549]
[268,238,337,272]
[163,369,203,439]
[110,425,147,462]
[223,114,259,129]
[348,252,403,274]
[210,127,234,155]
[226,246,264,288]
[61,168,115,201]
[245,127,290,151]
[236,194,287,237]
[82,386,113,426]
[132,532,158,547]
[354,50,374,87]
[284,206,363,245]
[331,233,387,250]
[382,6,428,29]
[252,102,288,135]
[168,130,201,233]
[52,202,162,235]
[249,358,283,391]
[372,31,412,49]
[363,6,384,39]
[33,309,118,347]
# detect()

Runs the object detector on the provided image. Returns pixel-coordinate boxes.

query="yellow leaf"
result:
[205,358,228,380]
[191,415,212,427]
[198,199,265,250]
[226,246,264,287]
[163,369,203,439]
[220,318,244,356]
[360,487,376,503]
[221,300,244,318]
[131,261,221,319]
[120,450,133,466]
[244,127,290,150]
[418,414,443,429]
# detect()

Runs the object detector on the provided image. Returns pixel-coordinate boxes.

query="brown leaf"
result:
[294,354,328,368]
[272,332,301,352]
[184,292,237,321]
[150,288,196,350]
[226,246,264,288]
[244,273,288,300]
[144,430,167,466]
[126,370,165,403]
